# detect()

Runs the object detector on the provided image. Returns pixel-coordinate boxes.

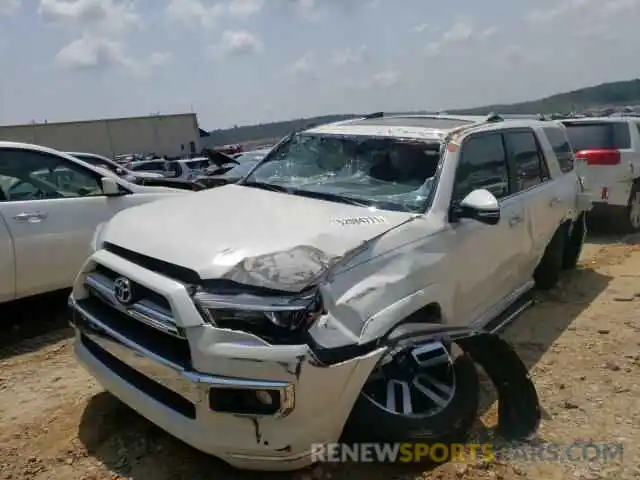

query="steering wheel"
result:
[7,181,47,201]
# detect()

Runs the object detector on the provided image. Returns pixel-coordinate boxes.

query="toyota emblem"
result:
[113,276,134,305]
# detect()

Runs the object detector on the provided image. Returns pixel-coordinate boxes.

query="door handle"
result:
[12,212,48,222]
[508,215,524,227]
[549,197,562,207]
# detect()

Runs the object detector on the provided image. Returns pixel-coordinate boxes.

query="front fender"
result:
[358,283,454,344]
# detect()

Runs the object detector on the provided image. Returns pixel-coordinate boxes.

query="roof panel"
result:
[350,116,475,129]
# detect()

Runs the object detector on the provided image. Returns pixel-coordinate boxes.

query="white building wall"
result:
[0,113,200,158]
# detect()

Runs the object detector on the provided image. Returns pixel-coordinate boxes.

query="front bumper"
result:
[69,251,384,471]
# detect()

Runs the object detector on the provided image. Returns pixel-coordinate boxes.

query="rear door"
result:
[503,129,567,274]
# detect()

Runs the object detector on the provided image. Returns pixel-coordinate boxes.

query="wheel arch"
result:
[358,283,452,344]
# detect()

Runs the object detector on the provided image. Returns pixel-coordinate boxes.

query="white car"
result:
[68,114,591,471]
[0,142,190,304]
[561,115,640,232]
[129,158,213,182]
[67,152,164,182]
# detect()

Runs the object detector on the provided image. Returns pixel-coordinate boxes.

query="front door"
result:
[0,148,116,298]
[448,131,530,326]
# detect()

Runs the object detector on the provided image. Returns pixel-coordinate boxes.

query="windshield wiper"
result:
[288,189,374,207]
[242,181,290,193]
[243,181,373,207]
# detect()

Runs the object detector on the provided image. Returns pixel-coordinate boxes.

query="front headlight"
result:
[193,287,324,341]
[90,222,109,252]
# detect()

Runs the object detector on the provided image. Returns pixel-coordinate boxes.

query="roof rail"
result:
[362,111,384,119]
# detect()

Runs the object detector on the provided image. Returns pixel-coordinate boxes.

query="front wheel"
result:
[342,341,479,457]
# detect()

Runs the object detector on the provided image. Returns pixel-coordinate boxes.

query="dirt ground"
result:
[1,236,639,480]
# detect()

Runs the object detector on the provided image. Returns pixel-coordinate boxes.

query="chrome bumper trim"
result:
[69,296,295,417]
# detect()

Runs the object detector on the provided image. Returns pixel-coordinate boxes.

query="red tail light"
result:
[575,149,621,165]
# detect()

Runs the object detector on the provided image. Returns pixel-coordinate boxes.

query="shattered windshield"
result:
[242,133,442,213]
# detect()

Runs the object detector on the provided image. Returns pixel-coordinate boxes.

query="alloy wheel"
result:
[362,341,457,419]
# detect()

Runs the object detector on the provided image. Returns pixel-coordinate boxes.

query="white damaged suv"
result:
[68,114,591,470]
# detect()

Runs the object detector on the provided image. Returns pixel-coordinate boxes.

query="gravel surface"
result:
[1,237,639,480]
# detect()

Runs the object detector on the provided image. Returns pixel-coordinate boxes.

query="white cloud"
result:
[38,0,138,34]
[286,52,316,77]
[371,69,400,88]
[228,0,263,16]
[0,0,20,15]
[441,21,474,43]
[55,34,169,77]
[478,26,498,40]
[165,0,224,29]
[412,23,429,33]
[286,0,326,21]
[210,30,263,58]
[527,0,640,26]
[330,45,367,66]
[423,20,497,57]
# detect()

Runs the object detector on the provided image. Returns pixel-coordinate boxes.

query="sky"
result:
[1,0,640,130]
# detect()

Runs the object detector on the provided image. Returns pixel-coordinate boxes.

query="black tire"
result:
[533,226,566,290]
[610,182,640,234]
[342,349,479,461]
[562,214,586,270]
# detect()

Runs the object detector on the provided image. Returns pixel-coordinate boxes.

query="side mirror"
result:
[451,189,501,225]
[101,177,122,196]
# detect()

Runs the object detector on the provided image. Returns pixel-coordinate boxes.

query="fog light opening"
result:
[209,387,282,416]
[255,390,274,405]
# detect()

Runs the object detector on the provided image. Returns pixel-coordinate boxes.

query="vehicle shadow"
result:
[586,232,640,245]
[77,267,612,480]
[0,290,73,360]
[473,265,613,436]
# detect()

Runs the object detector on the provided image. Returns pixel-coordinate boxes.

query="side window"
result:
[504,131,548,191]
[0,149,103,202]
[636,123,640,138]
[543,127,574,173]
[453,133,509,202]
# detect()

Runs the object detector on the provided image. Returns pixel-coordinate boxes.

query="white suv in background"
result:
[562,116,640,232]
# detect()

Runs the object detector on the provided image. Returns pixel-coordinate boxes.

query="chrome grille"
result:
[84,268,183,338]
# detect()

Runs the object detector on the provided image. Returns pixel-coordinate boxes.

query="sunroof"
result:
[351,116,474,129]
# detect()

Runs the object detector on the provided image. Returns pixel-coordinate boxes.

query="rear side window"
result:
[563,122,631,151]
[503,130,549,191]
[543,127,575,173]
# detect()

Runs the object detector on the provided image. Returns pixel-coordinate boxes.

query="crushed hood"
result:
[102,184,417,291]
